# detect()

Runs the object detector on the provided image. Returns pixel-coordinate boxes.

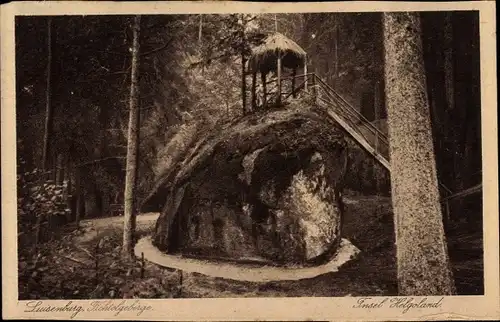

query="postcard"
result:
[1,1,498,320]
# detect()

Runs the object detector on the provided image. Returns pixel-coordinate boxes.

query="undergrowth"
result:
[18,192,482,299]
[18,222,183,300]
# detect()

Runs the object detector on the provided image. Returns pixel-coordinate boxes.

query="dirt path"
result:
[135,236,360,282]
[75,213,159,244]
[79,212,159,230]
[55,195,398,298]
[76,212,361,283]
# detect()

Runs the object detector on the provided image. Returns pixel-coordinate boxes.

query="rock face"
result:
[142,106,348,266]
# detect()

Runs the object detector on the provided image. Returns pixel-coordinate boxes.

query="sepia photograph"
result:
[2,1,498,321]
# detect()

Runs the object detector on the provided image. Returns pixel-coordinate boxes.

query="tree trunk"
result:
[443,13,463,209]
[443,12,455,113]
[198,15,203,44]
[75,167,82,228]
[422,13,450,186]
[241,53,247,115]
[251,72,257,110]
[41,17,53,172]
[373,81,380,194]
[304,56,308,92]
[122,15,141,259]
[55,153,64,185]
[449,12,481,220]
[277,55,282,105]
[383,12,455,295]
[65,162,73,223]
[35,17,54,246]
[261,73,267,108]
[374,81,380,122]
[101,191,111,218]
[360,90,375,121]
[311,68,317,103]
[85,189,101,219]
[334,25,339,87]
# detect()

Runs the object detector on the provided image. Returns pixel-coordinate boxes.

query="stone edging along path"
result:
[135,236,361,283]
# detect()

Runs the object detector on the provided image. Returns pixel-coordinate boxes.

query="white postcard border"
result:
[2,1,498,320]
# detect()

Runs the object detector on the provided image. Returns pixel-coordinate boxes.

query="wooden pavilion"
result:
[248,32,307,109]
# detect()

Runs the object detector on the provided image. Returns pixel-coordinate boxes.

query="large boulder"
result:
[141,105,348,266]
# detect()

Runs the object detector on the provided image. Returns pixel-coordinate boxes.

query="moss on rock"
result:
[143,103,348,265]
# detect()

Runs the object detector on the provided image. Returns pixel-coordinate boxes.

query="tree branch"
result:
[76,156,126,167]
[189,52,232,68]
[109,65,132,75]
[140,38,174,57]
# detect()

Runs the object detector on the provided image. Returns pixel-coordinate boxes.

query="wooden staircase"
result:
[261,72,456,198]
[260,72,484,224]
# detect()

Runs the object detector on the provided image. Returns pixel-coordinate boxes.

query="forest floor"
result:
[18,191,482,299]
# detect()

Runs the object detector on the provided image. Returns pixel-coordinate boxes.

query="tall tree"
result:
[383,12,455,295]
[41,17,53,171]
[443,12,454,115]
[122,15,141,258]
[35,17,54,245]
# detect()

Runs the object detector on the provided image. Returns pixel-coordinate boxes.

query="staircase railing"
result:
[255,72,460,200]
[264,73,457,199]
[311,74,391,167]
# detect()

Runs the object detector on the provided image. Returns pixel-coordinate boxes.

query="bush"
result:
[17,164,71,248]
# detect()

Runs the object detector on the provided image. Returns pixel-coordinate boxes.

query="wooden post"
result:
[251,72,257,111]
[292,68,297,98]
[304,56,308,92]
[261,73,267,108]
[277,54,282,105]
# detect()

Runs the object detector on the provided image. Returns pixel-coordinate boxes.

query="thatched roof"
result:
[249,32,307,74]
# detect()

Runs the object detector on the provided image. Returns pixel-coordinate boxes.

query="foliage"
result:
[15,13,389,220]
[301,13,384,108]
[18,223,183,300]
[186,60,243,121]
[17,159,71,246]
[16,15,197,214]
[196,14,266,65]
